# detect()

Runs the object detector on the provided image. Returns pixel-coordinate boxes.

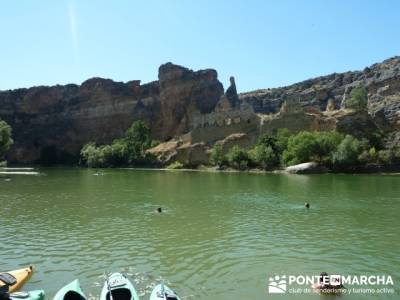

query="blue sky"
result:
[1,0,399,92]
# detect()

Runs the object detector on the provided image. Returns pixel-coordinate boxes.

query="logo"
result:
[268,275,287,294]
[330,275,341,286]
[267,273,394,295]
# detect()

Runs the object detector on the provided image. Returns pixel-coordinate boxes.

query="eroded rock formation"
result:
[0,63,223,163]
[1,56,399,165]
[240,56,400,131]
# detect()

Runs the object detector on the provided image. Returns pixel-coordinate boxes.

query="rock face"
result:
[147,139,208,167]
[240,56,400,130]
[214,133,257,154]
[1,57,399,164]
[156,63,224,140]
[0,63,223,163]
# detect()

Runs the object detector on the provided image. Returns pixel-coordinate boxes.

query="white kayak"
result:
[100,273,139,300]
[149,284,180,300]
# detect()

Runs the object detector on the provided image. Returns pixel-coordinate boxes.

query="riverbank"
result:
[3,163,400,175]
[118,163,400,175]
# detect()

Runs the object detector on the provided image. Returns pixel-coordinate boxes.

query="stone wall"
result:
[189,103,259,144]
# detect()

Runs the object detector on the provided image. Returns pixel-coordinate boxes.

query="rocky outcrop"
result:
[147,132,257,166]
[156,63,224,139]
[0,63,223,163]
[214,133,257,154]
[1,56,399,165]
[284,162,328,174]
[259,101,378,139]
[147,139,208,167]
[240,56,400,131]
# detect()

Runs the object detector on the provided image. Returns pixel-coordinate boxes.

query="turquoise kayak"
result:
[10,290,45,300]
[53,279,86,300]
[100,273,139,300]
[149,284,180,300]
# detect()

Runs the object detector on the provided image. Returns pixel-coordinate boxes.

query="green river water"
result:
[0,168,399,299]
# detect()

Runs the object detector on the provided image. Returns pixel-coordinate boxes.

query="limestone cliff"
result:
[0,63,223,163]
[240,56,400,131]
[1,56,399,164]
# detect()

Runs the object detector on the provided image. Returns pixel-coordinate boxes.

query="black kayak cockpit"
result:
[63,291,86,300]
[106,288,132,300]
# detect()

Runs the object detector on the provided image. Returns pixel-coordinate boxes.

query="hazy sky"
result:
[1,0,399,92]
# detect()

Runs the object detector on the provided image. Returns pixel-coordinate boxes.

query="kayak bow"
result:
[150,284,180,300]
[100,273,139,300]
[53,279,86,300]
[0,266,33,293]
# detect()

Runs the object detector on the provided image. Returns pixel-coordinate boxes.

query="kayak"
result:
[100,273,139,300]
[150,284,180,300]
[10,290,45,300]
[53,279,86,300]
[0,266,33,292]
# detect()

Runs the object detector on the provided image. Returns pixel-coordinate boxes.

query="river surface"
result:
[1,168,399,299]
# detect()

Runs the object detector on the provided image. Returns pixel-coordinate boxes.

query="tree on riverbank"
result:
[80,121,157,168]
[0,119,13,163]
[208,128,397,171]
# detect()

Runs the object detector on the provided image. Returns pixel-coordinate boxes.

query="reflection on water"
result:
[0,169,399,300]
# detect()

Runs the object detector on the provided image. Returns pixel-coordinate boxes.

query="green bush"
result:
[314,131,344,164]
[80,120,156,167]
[282,131,319,166]
[80,143,104,167]
[281,131,346,166]
[210,144,226,167]
[377,150,393,165]
[227,145,251,170]
[257,134,278,151]
[345,86,368,110]
[275,128,291,154]
[125,120,153,164]
[0,119,13,159]
[249,144,279,169]
[332,135,369,167]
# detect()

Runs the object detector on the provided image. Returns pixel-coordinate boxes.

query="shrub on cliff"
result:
[345,86,368,110]
[227,145,251,170]
[0,119,13,160]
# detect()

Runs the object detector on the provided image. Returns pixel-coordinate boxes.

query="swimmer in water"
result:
[312,272,345,294]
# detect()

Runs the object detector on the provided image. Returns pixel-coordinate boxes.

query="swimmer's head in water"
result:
[319,272,329,283]
[305,202,310,208]
[157,207,162,213]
